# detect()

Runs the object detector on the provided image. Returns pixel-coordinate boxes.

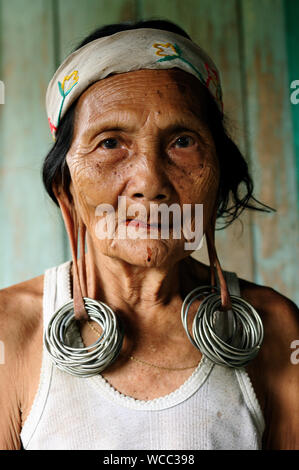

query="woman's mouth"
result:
[124,219,172,230]
[125,219,161,229]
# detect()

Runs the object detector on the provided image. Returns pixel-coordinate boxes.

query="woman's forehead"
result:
[73,69,208,126]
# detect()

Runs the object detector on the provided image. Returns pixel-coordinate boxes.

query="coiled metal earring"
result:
[181,219,264,368]
[44,297,124,377]
[181,284,264,368]
[44,203,124,377]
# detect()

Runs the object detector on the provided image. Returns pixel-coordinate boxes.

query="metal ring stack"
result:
[181,286,264,368]
[44,297,124,377]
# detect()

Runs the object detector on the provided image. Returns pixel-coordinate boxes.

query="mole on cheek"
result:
[147,246,152,262]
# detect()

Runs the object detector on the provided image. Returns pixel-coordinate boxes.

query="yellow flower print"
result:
[60,70,79,94]
[57,70,79,126]
[152,42,205,83]
[153,42,179,58]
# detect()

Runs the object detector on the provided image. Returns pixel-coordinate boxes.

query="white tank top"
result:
[20,260,265,450]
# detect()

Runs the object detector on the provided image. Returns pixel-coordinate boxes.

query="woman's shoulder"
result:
[0,273,44,339]
[238,275,299,328]
[188,255,299,368]
[238,277,299,449]
[0,273,45,372]
[0,274,44,449]
[188,255,298,321]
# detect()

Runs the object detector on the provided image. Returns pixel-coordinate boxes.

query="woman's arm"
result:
[0,289,23,449]
[241,281,299,449]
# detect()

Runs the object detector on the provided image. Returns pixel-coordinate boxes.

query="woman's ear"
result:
[52,183,88,320]
[206,208,232,311]
[52,183,78,229]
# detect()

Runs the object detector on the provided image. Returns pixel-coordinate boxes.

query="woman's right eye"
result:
[100,138,119,149]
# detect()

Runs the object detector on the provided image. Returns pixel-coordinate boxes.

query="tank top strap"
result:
[42,260,72,330]
[42,264,57,332]
[214,270,241,342]
[224,270,241,296]
[55,260,72,309]
[20,263,59,448]
[215,269,241,297]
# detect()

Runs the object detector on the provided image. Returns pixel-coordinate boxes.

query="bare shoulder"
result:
[0,274,44,348]
[0,274,44,450]
[238,276,299,333]
[238,277,299,450]
[186,256,299,332]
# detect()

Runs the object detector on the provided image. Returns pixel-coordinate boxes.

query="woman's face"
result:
[66,69,220,268]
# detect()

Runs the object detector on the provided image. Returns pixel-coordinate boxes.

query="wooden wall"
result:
[0,0,298,304]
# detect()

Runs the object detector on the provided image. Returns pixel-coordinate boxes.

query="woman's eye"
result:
[174,136,195,148]
[100,138,119,149]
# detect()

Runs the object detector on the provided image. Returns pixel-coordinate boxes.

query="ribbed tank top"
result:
[20,260,265,450]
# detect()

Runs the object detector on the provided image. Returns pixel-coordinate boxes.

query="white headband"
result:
[46,28,223,140]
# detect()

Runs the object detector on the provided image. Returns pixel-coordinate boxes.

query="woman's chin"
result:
[105,237,186,268]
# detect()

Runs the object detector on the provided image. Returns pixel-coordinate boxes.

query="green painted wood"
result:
[1,0,297,302]
[0,0,65,288]
[284,0,299,210]
[58,0,138,61]
[241,0,299,304]
[139,0,255,281]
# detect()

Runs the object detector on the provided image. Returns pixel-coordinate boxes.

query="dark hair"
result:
[42,19,275,229]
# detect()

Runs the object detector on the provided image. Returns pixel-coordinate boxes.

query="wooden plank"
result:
[241,0,299,304]
[58,0,137,60]
[283,0,299,211]
[0,0,65,288]
[139,0,254,281]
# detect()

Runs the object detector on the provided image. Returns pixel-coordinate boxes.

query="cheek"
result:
[197,165,220,217]
[175,162,219,207]
[67,155,125,208]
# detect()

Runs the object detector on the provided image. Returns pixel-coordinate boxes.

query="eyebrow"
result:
[80,110,208,141]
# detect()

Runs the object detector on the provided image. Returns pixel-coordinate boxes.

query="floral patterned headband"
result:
[46,28,223,140]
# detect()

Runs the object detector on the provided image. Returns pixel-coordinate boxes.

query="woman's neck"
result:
[84,247,181,319]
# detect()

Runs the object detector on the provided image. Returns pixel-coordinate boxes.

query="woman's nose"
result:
[125,153,172,202]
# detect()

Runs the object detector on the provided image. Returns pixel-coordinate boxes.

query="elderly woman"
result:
[0,19,298,451]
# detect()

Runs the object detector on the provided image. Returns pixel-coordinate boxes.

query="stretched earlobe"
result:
[78,219,87,298]
[205,209,232,312]
[54,188,88,321]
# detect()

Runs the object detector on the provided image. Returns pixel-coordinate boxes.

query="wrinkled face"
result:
[65,69,220,267]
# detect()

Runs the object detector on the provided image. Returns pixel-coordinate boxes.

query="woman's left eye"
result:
[174,136,195,148]
[100,138,119,149]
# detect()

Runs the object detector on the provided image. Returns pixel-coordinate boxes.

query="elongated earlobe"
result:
[53,187,88,321]
[205,209,232,312]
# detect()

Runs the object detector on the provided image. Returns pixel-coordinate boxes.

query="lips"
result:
[124,218,173,230]
[125,219,162,229]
